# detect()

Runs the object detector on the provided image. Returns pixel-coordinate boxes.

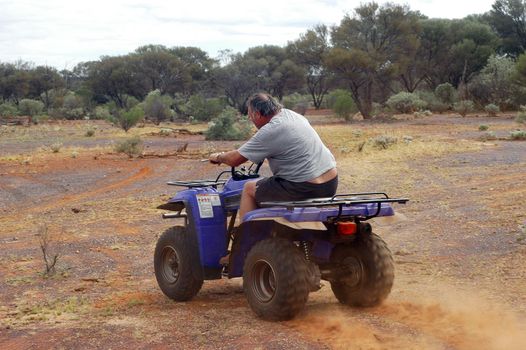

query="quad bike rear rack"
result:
[259,192,409,220]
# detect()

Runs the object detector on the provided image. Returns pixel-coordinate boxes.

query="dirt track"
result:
[0,114,525,349]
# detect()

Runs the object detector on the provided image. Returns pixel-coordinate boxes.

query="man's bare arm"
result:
[209,150,247,167]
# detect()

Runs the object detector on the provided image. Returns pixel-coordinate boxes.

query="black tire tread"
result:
[154,226,203,301]
[243,238,310,321]
[330,233,394,307]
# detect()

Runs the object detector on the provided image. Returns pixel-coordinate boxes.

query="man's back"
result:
[238,109,336,182]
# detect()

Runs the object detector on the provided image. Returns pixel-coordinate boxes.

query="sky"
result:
[0,0,496,70]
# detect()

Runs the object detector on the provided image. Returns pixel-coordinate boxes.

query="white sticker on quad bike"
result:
[209,194,221,206]
[196,194,214,218]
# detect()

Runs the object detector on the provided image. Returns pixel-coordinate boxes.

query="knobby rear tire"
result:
[243,238,310,321]
[330,233,394,307]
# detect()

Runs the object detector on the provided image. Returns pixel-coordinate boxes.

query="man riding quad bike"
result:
[154,93,408,320]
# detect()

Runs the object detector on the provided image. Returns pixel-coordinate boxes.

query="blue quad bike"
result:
[154,164,408,321]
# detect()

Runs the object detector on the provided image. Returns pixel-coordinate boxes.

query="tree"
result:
[170,46,218,95]
[287,24,334,109]
[469,55,516,108]
[327,2,421,118]
[0,61,32,104]
[85,56,143,108]
[142,89,173,124]
[213,52,265,112]
[487,0,526,56]
[418,19,457,89]
[29,66,64,108]
[132,45,191,96]
[448,19,499,97]
[242,45,304,100]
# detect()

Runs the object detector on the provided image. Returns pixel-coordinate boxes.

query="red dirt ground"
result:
[0,114,525,349]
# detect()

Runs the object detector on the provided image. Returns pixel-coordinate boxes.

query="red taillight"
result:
[337,222,357,235]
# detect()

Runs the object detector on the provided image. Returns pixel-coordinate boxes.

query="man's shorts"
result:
[255,175,338,203]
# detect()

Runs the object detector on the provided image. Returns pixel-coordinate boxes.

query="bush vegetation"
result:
[282,93,310,115]
[453,100,475,117]
[19,99,44,117]
[0,102,19,117]
[116,106,144,132]
[114,136,144,157]
[142,90,173,124]
[182,94,226,122]
[326,90,356,120]
[510,130,526,140]
[386,92,426,113]
[205,107,252,141]
[372,135,398,149]
[435,83,457,106]
[484,103,500,117]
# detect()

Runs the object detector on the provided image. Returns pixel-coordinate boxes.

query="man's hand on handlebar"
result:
[209,152,224,165]
[208,150,247,168]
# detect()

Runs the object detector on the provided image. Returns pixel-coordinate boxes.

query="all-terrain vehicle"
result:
[154,164,408,321]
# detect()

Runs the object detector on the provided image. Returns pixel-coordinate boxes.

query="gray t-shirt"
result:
[238,109,336,182]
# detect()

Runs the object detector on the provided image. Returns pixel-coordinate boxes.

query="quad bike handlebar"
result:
[167,162,263,188]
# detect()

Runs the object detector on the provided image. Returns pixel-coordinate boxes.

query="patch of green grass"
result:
[9,296,91,325]
[510,130,526,140]
[479,131,497,141]
[5,275,34,286]
[127,298,145,307]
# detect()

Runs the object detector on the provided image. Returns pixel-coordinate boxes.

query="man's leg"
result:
[239,180,258,222]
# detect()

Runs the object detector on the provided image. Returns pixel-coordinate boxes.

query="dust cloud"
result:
[289,289,526,350]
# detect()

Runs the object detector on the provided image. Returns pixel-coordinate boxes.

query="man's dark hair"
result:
[247,93,282,117]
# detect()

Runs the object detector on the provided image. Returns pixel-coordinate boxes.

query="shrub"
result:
[372,135,398,149]
[93,106,111,120]
[414,110,432,118]
[114,136,144,157]
[435,83,457,105]
[417,91,449,113]
[19,99,44,116]
[515,111,526,124]
[205,107,252,141]
[282,93,310,115]
[510,130,526,140]
[0,102,19,117]
[327,90,356,120]
[479,131,497,141]
[37,225,60,276]
[85,128,95,137]
[386,92,426,114]
[115,106,144,132]
[63,93,84,120]
[185,95,226,122]
[479,124,489,131]
[122,95,140,110]
[453,100,475,117]
[484,103,500,117]
[41,88,68,109]
[143,90,174,124]
[50,142,62,153]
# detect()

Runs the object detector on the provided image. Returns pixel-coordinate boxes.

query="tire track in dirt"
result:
[1,166,153,221]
